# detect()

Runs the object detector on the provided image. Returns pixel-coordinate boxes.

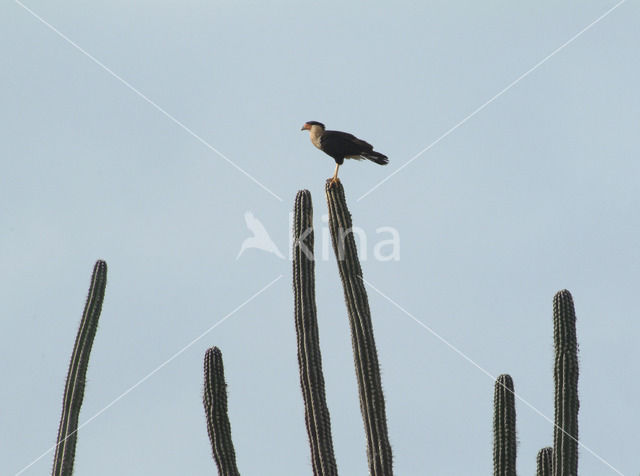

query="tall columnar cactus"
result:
[52,260,107,476]
[536,447,553,476]
[325,181,393,476]
[493,374,517,476]
[292,190,339,476]
[203,347,240,476]
[552,290,579,476]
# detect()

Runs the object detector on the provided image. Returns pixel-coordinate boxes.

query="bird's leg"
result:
[329,163,340,187]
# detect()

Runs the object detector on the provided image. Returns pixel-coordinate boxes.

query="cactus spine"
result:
[325,181,393,476]
[552,290,579,476]
[292,190,339,476]
[52,260,107,476]
[536,447,553,476]
[493,374,517,476]
[203,347,240,476]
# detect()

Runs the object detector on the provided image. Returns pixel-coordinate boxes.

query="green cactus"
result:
[325,181,393,476]
[493,374,517,476]
[536,447,553,476]
[52,260,107,476]
[552,290,579,476]
[292,190,339,476]
[203,347,240,476]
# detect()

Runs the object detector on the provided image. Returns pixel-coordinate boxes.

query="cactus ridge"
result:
[493,374,517,476]
[52,260,107,476]
[552,290,579,476]
[203,347,240,476]
[536,447,553,476]
[325,181,393,476]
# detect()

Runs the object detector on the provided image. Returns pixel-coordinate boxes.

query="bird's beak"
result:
[301,123,310,131]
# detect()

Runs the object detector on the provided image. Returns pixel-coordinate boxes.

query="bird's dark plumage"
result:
[320,131,388,165]
[301,121,388,184]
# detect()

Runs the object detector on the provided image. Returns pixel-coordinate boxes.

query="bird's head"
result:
[301,121,325,131]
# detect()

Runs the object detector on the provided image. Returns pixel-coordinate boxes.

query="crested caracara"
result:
[301,121,388,185]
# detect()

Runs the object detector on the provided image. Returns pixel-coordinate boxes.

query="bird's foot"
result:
[327,177,341,188]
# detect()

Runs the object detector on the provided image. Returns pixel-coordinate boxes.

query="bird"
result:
[236,211,284,260]
[301,121,388,186]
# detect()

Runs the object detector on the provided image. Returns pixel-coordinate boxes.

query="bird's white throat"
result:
[308,125,324,150]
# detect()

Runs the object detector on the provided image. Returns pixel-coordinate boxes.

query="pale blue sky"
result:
[2,1,639,475]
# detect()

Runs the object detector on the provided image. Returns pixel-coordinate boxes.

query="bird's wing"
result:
[321,130,374,159]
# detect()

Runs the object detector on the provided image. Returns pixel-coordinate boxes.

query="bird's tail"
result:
[361,151,389,165]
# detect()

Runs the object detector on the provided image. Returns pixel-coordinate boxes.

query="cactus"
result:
[493,374,517,476]
[203,347,240,476]
[552,290,579,476]
[52,260,107,476]
[325,181,393,476]
[292,190,339,476]
[536,447,553,476]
